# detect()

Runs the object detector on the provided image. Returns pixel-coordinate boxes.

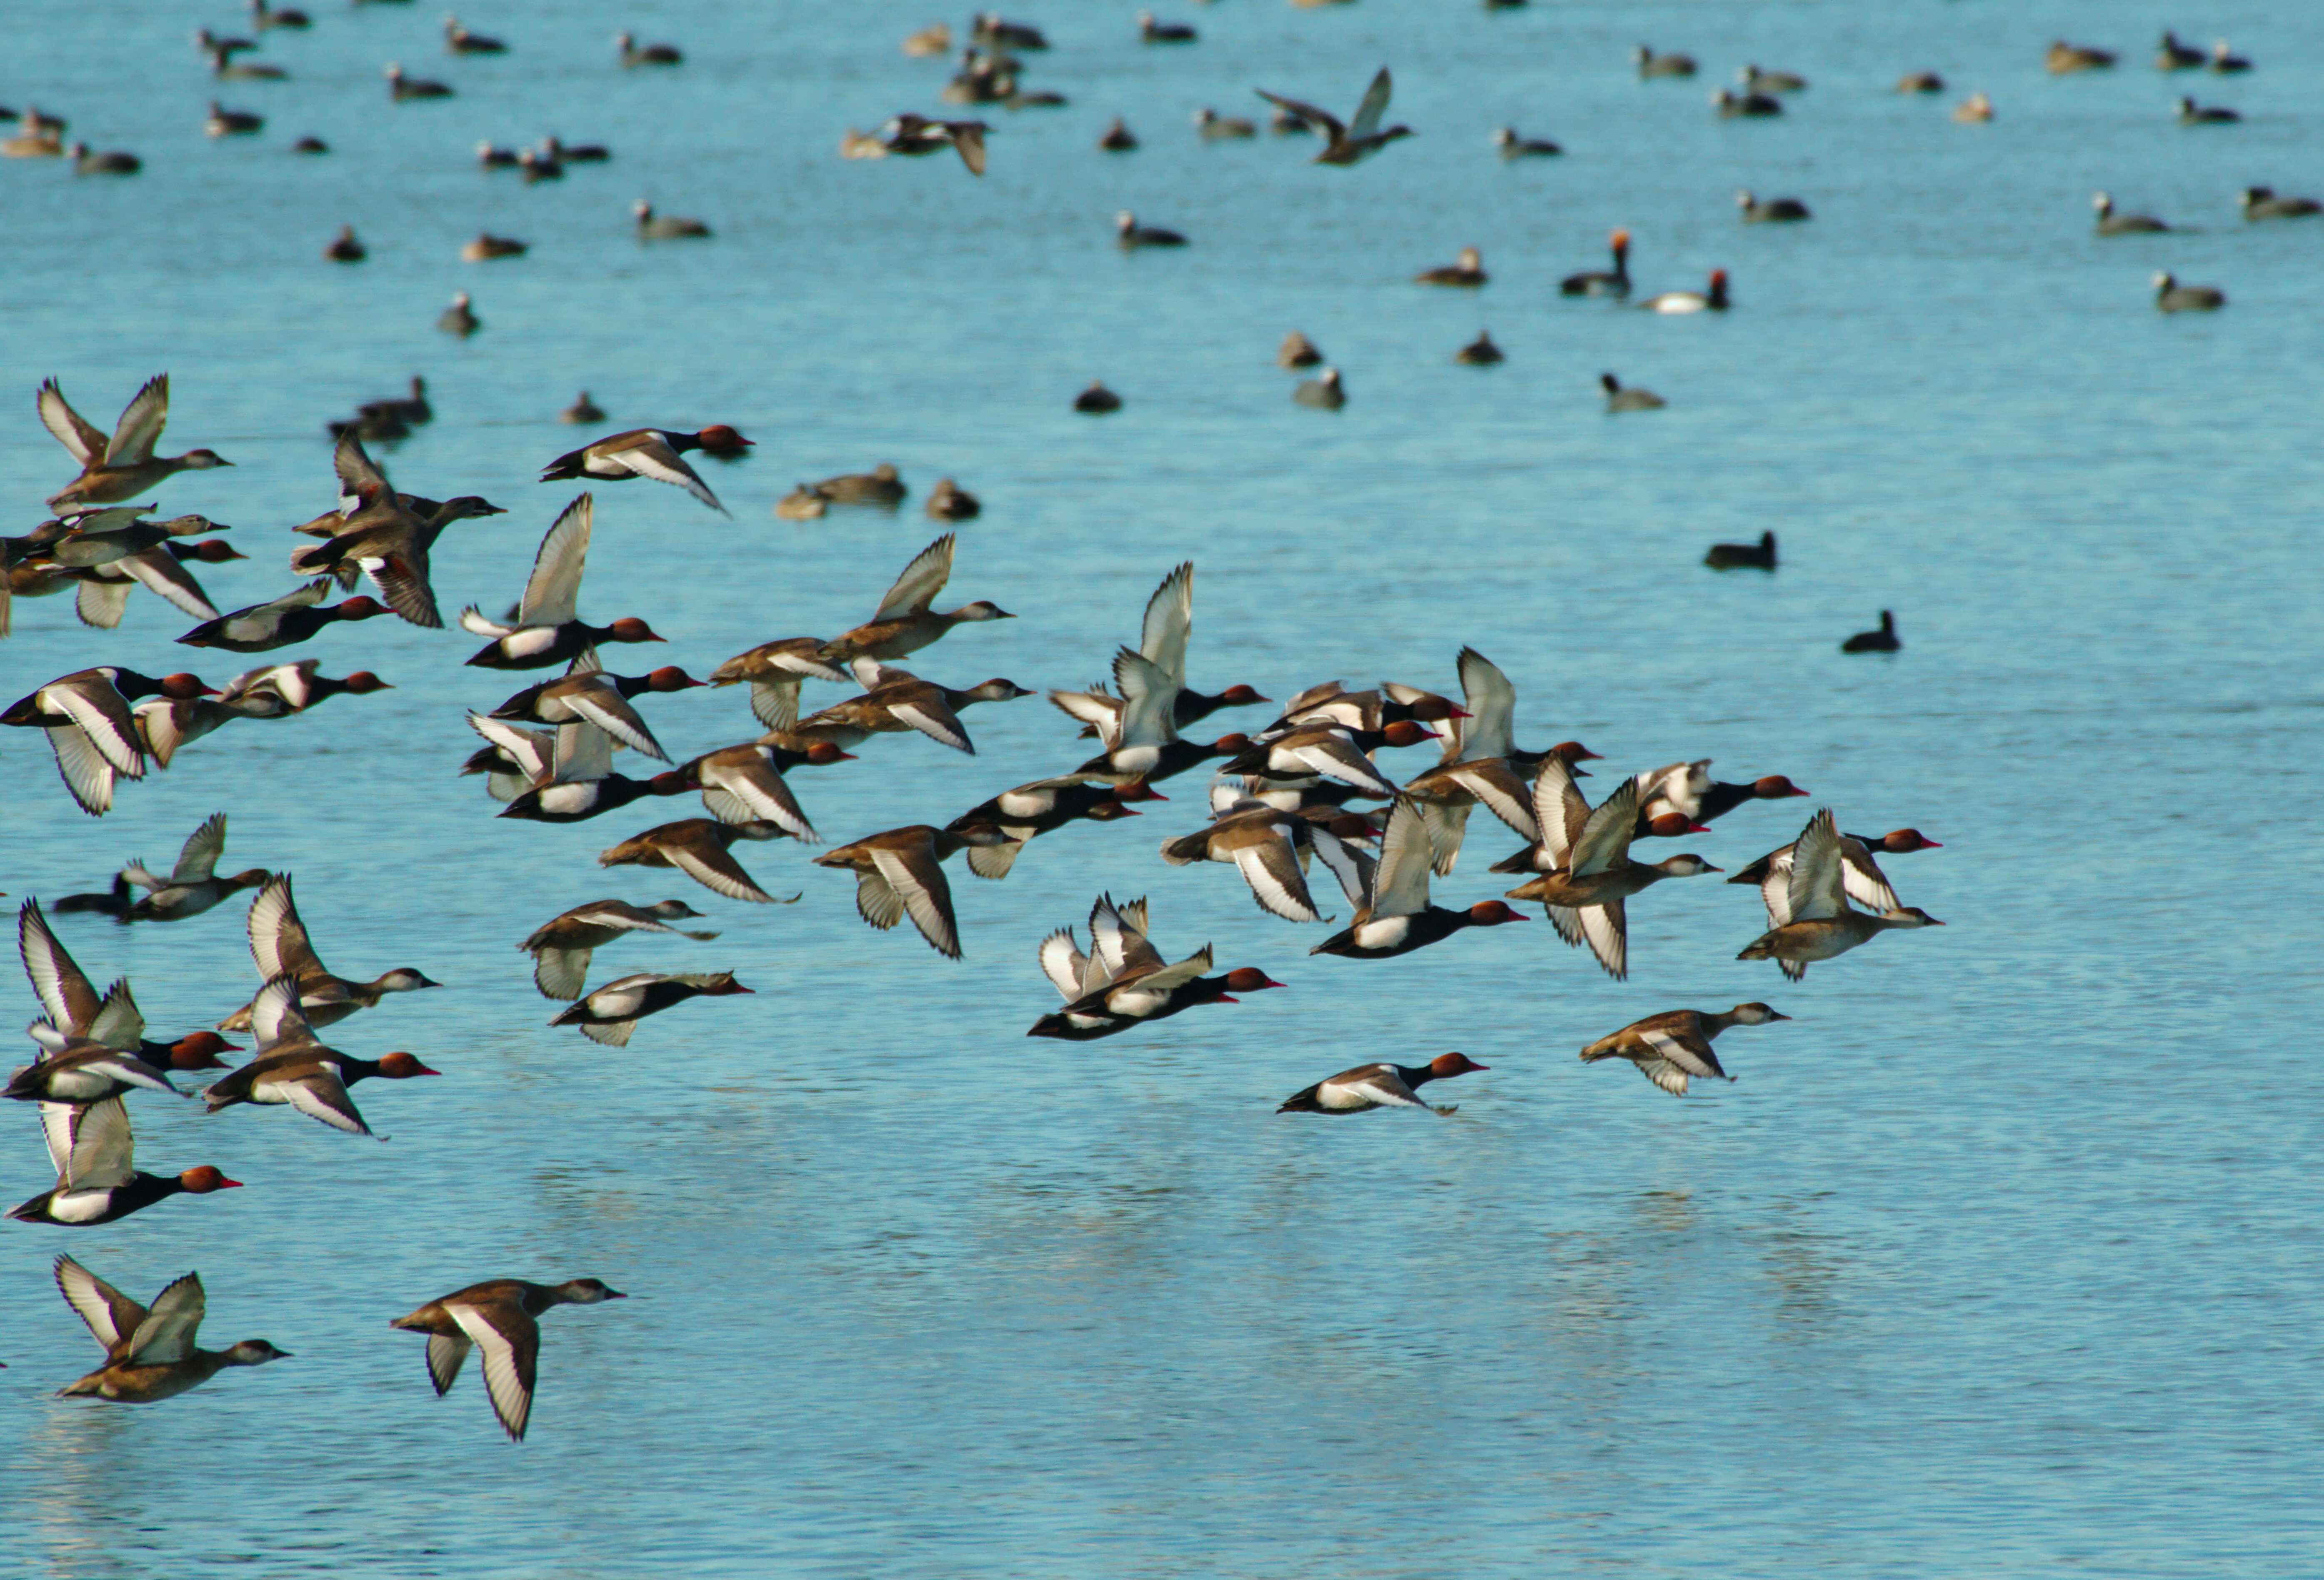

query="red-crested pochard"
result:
[54,1258,288,1402]
[549,970,751,1045]
[1737,810,1944,978]
[391,1276,624,1440]
[1278,1052,1487,1114]
[518,900,718,1000]
[1580,1004,1789,1096]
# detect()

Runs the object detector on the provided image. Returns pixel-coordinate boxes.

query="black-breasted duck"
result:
[1028,893,1281,1040]
[40,375,232,512]
[1841,610,1900,651]
[391,1277,624,1441]
[878,114,988,175]
[458,495,670,668]
[1581,1004,1788,1096]
[1158,798,1372,923]
[1116,210,1187,248]
[816,535,1013,663]
[202,1030,437,1140]
[617,31,681,67]
[489,665,703,762]
[206,102,264,136]
[1099,117,1138,151]
[8,1098,241,1226]
[1278,1052,1486,1114]
[1704,530,1776,570]
[15,899,240,1070]
[2209,40,2251,75]
[1455,330,1505,365]
[180,580,386,651]
[1560,229,1630,296]
[4,666,215,815]
[1730,827,1939,914]
[1738,809,1943,978]
[252,0,311,30]
[1074,380,1123,412]
[1714,88,1783,117]
[109,812,270,922]
[54,1258,288,1401]
[386,64,454,101]
[550,970,750,1046]
[1138,11,1196,43]
[1258,68,1410,165]
[599,819,800,905]
[324,225,366,263]
[70,143,141,175]
[671,738,851,840]
[945,778,1157,880]
[2175,96,2238,125]
[224,661,390,713]
[444,16,505,54]
[1309,798,1527,960]
[2155,31,2204,70]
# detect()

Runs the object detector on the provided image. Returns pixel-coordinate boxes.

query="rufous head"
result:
[1112,779,1166,803]
[335,596,388,620]
[1644,813,1702,838]
[701,973,754,995]
[1753,775,1809,799]
[1431,1052,1488,1076]
[168,1031,238,1070]
[1218,685,1268,705]
[645,666,705,692]
[1405,696,1467,722]
[695,425,752,451]
[1611,228,1630,251]
[159,673,216,699]
[1208,733,1251,754]
[182,539,245,562]
[342,671,391,693]
[1378,720,1438,748]
[180,1165,242,1193]
[1222,968,1284,993]
[376,1052,440,1078]
[803,742,855,766]
[1551,740,1602,763]
[648,771,693,795]
[1466,900,1528,925]
[228,868,273,890]
[608,617,664,642]
[1880,829,1941,852]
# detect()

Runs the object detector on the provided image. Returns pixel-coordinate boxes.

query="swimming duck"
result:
[1601,372,1664,412]
[1074,380,1123,412]
[1453,330,1505,365]
[1293,368,1346,408]
[812,823,1011,957]
[1494,128,1560,158]
[1739,64,1807,94]
[1501,760,1719,979]
[209,44,285,80]
[179,580,386,652]
[69,143,141,175]
[1257,68,1411,165]
[108,813,270,923]
[2092,192,2170,235]
[40,375,232,512]
[288,433,443,626]
[671,739,851,841]
[15,900,239,1070]
[1278,1052,1486,1115]
[600,819,800,905]
[1952,92,1994,124]
[1714,88,1783,117]
[818,462,908,507]
[391,1277,624,1441]
[438,292,479,335]
[2152,272,2225,312]
[205,102,263,136]
[796,663,1031,755]
[2155,31,2204,70]
[1841,610,1901,651]
[323,225,366,263]
[1633,44,1696,79]
[2046,40,2117,75]
[1737,190,1809,222]
[775,484,829,520]
[444,16,505,54]
[617,31,681,67]
[945,778,1157,879]
[1580,1004,1789,1096]
[489,660,703,762]
[925,478,980,520]
[1704,530,1776,570]
[2240,187,2321,220]
[1098,117,1138,151]
[1738,809,1944,978]
[1138,11,1196,43]
[1194,108,1256,140]
[903,22,951,57]
[543,135,609,163]
[1730,827,1939,914]
[634,199,711,240]
[707,636,849,731]
[1308,798,1527,960]
[1278,332,1324,368]
[1028,894,1281,1040]
[196,28,256,59]
[461,232,528,260]
[251,0,311,30]
[2208,40,2250,74]
[1560,229,1631,296]
[1117,211,1187,248]
[291,133,327,152]
[202,978,437,1137]
[2175,96,2238,125]
[54,1259,287,1402]
[561,391,605,424]
[518,900,718,1000]
[973,12,1046,50]
[3,666,215,815]
[877,114,989,175]
[1415,246,1486,286]
[541,429,736,513]
[215,875,441,1032]
[816,534,1014,664]
[518,148,563,182]
[1896,71,1944,94]
[8,1098,240,1226]
[386,64,454,101]
[550,971,751,1046]
[1639,269,1729,312]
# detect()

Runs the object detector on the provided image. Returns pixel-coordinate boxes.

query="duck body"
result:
[1736,808,1944,978]
[2046,41,2116,75]
[1633,45,1695,79]
[465,618,664,671]
[1738,191,1809,222]
[1074,382,1123,413]
[2094,193,2169,234]
[1639,270,1729,313]
[1495,128,1559,158]
[2240,187,2321,220]
[540,428,738,513]
[1579,1004,1788,1095]
[2152,272,2225,312]
[1278,1052,1485,1114]
[599,819,798,905]
[1715,89,1783,117]
[1841,610,1900,651]
[178,583,387,652]
[53,1259,287,1402]
[519,900,717,999]
[1415,246,1486,286]
[812,823,1008,957]
[1704,530,1776,570]
[391,1277,624,1440]
[1116,211,1187,248]
[1601,372,1664,412]
[1560,230,1630,296]
[549,971,750,1046]
[1293,368,1346,408]
[1311,900,1526,960]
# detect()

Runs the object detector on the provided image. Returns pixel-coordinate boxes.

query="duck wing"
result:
[1255,89,1344,142]
[50,676,147,777]
[748,678,801,732]
[1369,798,1432,919]
[1578,900,1627,980]
[1139,562,1194,690]
[1347,67,1393,141]
[1113,648,1178,749]
[88,979,151,1053]
[559,679,668,761]
[950,122,986,176]
[1331,1065,1428,1110]
[1530,757,1589,868]
[1089,892,1162,977]
[38,379,108,467]
[171,811,228,884]
[105,374,170,468]
[1232,830,1326,922]
[425,1332,473,1395]
[666,837,786,905]
[248,876,328,982]
[116,548,221,621]
[870,845,963,957]
[44,723,123,815]
[1839,838,1902,915]
[620,437,725,515]
[332,430,394,506]
[1785,810,1848,922]
[698,752,816,841]
[282,1063,376,1136]
[873,534,955,621]
[551,721,612,784]
[360,539,443,629]
[1048,685,1123,747]
[20,900,101,1032]
[1569,778,1640,876]
[887,692,975,753]
[446,1301,540,1440]
[1451,647,1515,763]
[75,577,135,630]
[121,1271,206,1365]
[46,1096,134,1189]
[520,494,593,626]
[1308,825,1376,908]
[1280,734,1398,797]
[53,1254,148,1354]
[248,972,321,1051]
[469,713,554,784]
[1038,926,1091,998]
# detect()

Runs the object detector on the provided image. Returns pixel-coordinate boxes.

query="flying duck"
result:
[817,534,1014,664]
[1501,760,1719,978]
[1580,1004,1789,1095]
[518,900,718,1000]
[549,970,751,1045]
[179,580,387,652]
[811,823,1010,957]
[1256,68,1411,165]
[1309,798,1528,960]
[1278,1052,1486,1114]
[216,875,441,1033]
[8,1098,241,1226]
[40,375,231,512]
[944,777,1156,879]
[391,1277,625,1440]
[53,1259,288,1402]
[1028,894,1282,1040]
[540,428,740,513]
[201,976,438,1138]
[3,666,215,815]
[1737,809,1944,977]
[598,819,801,905]
[460,496,667,668]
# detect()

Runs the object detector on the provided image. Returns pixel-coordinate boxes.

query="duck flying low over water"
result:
[390,1277,624,1442]
[488,661,703,763]
[1738,809,1943,978]
[288,434,444,627]
[946,776,1158,879]
[15,900,239,1071]
[1029,893,1281,1040]
[110,812,271,923]
[708,637,849,731]
[1632,759,1809,833]
[1051,562,1269,745]
[8,1097,241,1226]
[53,1259,288,1402]
[3,666,215,816]
[600,819,801,905]
[670,738,851,841]
[817,534,1014,665]
[518,900,718,1000]
[1308,798,1528,960]
[201,975,438,1138]
[879,113,989,174]
[1278,1052,1486,1115]
[796,662,1030,755]
[549,971,751,1046]
[1502,760,1719,979]
[39,375,232,512]
[541,429,741,514]
[178,580,388,652]
[1158,792,1372,924]
[1730,827,1939,914]
[1256,68,1410,165]
[1580,1004,1789,1096]
[216,661,390,715]
[461,496,666,669]
[217,875,440,1033]
[813,823,1010,958]
[483,717,691,824]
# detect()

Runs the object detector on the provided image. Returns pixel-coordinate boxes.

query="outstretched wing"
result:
[38,379,108,467]
[1140,562,1194,690]
[520,494,592,627]
[1786,810,1848,922]
[1348,67,1393,141]
[873,534,955,621]
[172,811,229,885]
[1255,89,1344,141]
[105,374,171,468]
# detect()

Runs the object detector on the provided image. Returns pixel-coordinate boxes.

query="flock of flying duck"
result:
[49,0,2310,1434]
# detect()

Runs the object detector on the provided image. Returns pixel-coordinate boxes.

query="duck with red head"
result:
[180,583,389,652]
[1728,822,1939,905]
[1312,798,1531,959]
[947,777,1160,882]
[488,665,704,764]
[201,1045,440,1138]
[8,1097,243,1225]
[548,971,752,1046]
[1278,1052,1486,1114]
[1685,772,1810,826]
[466,614,665,671]
[170,538,245,563]
[501,767,696,824]
[1223,720,1436,798]
[694,424,753,459]
[1028,892,1285,1039]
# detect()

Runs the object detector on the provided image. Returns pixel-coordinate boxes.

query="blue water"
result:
[4,2,2322,1575]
